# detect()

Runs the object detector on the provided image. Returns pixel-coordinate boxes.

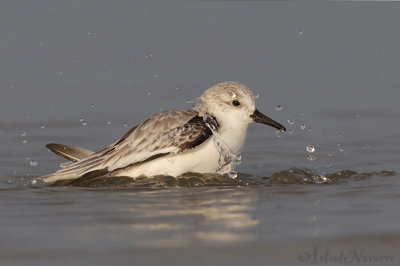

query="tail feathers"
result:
[39,168,109,184]
[39,171,80,183]
[46,143,95,162]
[42,143,104,183]
[60,161,74,168]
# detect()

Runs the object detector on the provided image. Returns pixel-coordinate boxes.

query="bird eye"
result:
[232,100,240,106]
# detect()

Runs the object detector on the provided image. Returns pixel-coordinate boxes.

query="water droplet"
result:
[59,71,63,75]
[22,139,28,144]
[31,179,37,185]
[79,118,87,126]
[90,104,95,108]
[327,153,332,157]
[338,147,344,152]
[288,129,293,134]
[154,74,159,78]
[235,154,242,163]
[308,128,312,133]
[276,105,283,111]
[87,31,92,36]
[307,154,316,161]
[204,114,218,132]
[106,121,111,125]
[30,160,38,167]
[101,62,107,67]
[193,97,204,113]
[255,94,259,99]
[175,87,180,90]
[40,125,46,129]
[228,171,238,179]
[287,119,294,125]
[326,162,331,167]
[147,92,152,96]
[21,131,27,137]
[301,123,306,130]
[306,145,316,153]
[123,123,128,127]
[298,31,303,35]
[362,145,371,150]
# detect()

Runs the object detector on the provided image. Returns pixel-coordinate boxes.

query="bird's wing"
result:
[46,143,95,162]
[55,109,212,176]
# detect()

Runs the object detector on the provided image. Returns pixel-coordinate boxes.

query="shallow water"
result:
[2,2,400,266]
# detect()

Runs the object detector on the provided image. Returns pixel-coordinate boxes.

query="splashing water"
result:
[48,169,396,187]
[228,171,238,179]
[287,119,294,125]
[193,97,242,178]
[192,97,204,113]
[203,113,242,177]
[270,168,332,185]
[307,154,316,161]
[306,145,316,153]
[79,118,87,126]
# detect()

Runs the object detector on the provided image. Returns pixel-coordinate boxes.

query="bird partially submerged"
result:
[40,81,285,183]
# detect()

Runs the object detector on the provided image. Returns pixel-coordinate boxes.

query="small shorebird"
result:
[40,81,285,183]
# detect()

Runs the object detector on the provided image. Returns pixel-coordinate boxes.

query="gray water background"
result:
[1,1,400,266]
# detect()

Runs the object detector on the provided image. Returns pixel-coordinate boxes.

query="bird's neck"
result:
[217,118,249,155]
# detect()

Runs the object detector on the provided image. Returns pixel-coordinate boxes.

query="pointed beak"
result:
[250,109,286,131]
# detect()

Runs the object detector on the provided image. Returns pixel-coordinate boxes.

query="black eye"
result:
[232,100,240,106]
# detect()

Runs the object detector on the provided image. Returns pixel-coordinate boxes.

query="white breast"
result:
[114,124,248,178]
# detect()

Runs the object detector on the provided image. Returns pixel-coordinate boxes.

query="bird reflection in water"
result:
[100,189,260,248]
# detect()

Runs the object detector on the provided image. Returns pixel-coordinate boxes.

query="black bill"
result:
[250,109,286,131]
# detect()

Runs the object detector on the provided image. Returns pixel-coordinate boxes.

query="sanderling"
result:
[40,81,286,183]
